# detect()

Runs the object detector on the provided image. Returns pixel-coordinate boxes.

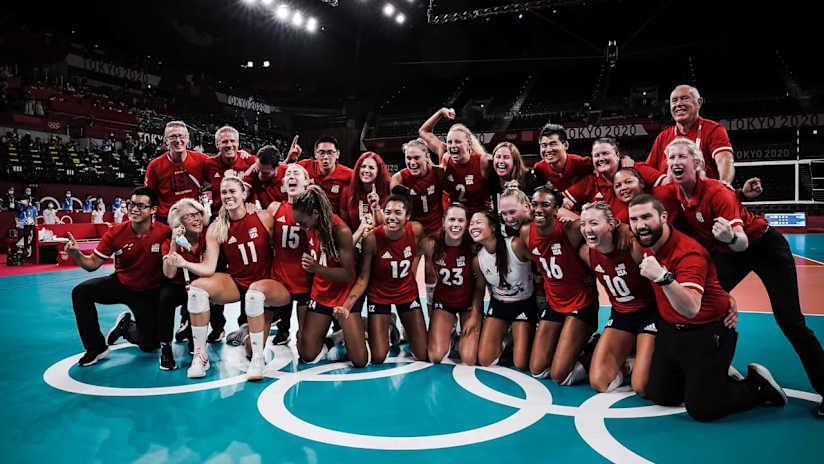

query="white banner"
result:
[720,114,823,131]
[566,124,649,140]
[215,92,273,114]
[66,54,160,86]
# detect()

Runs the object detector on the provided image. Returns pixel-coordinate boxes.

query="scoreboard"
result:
[764,212,806,227]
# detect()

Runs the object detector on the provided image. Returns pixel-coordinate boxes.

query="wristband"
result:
[727,234,738,245]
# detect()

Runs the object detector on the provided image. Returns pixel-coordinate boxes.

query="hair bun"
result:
[391,184,411,197]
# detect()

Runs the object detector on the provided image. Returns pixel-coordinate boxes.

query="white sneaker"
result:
[187,349,210,379]
[247,355,264,381]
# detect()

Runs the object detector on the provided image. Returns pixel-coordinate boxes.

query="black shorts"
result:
[306,300,356,318]
[605,304,659,335]
[486,296,537,324]
[292,292,311,308]
[433,301,471,314]
[367,297,423,315]
[539,300,599,328]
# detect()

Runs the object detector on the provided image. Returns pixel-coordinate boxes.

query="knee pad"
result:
[187,287,210,314]
[245,290,265,318]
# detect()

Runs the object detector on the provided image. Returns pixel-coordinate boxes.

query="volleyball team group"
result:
[65,84,824,421]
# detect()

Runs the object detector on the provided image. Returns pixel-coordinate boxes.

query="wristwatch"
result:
[655,271,675,286]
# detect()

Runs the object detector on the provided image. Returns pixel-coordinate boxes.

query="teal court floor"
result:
[1,234,822,463]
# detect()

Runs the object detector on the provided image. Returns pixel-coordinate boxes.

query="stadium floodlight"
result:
[275,4,290,20]
[383,3,395,16]
[396,13,406,24]
[263,60,271,67]
[243,0,257,4]
[292,11,304,27]
[261,0,273,5]
[247,61,254,67]
[306,17,318,32]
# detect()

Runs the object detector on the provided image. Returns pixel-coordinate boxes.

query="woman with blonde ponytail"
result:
[292,185,368,368]
[164,175,291,381]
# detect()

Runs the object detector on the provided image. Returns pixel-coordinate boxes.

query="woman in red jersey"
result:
[338,193,428,363]
[292,185,368,368]
[390,138,446,236]
[265,163,314,347]
[341,152,391,246]
[159,198,211,370]
[471,210,536,371]
[422,203,485,364]
[165,175,291,381]
[418,108,491,213]
[521,187,599,386]
[578,201,657,396]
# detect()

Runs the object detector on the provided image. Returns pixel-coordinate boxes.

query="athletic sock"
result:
[192,325,208,353]
[250,331,264,358]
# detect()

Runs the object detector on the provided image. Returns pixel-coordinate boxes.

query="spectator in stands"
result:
[144,121,210,223]
[646,85,734,184]
[83,194,95,212]
[16,197,37,228]
[43,201,59,225]
[22,186,34,205]
[91,200,106,224]
[61,190,74,211]
[532,124,593,192]
[111,196,122,212]
[205,125,257,216]
[4,186,15,211]
[65,186,171,367]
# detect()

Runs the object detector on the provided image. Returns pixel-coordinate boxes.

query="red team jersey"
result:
[368,222,419,304]
[204,152,257,215]
[532,154,594,192]
[222,212,273,289]
[271,202,313,294]
[245,164,288,209]
[657,179,768,253]
[643,228,729,325]
[161,231,207,286]
[444,153,489,214]
[340,186,382,234]
[94,221,170,291]
[588,247,655,313]
[646,117,733,181]
[144,150,210,217]
[399,166,445,235]
[432,239,475,309]
[307,215,355,307]
[564,163,666,213]
[528,220,597,312]
[298,160,353,214]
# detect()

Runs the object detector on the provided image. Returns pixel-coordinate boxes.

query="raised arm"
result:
[418,108,453,158]
[64,232,105,272]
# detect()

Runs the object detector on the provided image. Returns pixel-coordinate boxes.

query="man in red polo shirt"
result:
[628,193,785,422]
[564,137,665,217]
[66,186,171,367]
[245,145,287,209]
[296,136,352,215]
[532,124,593,192]
[646,85,734,183]
[656,137,824,415]
[144,121,210,223]
[204,125,257,216]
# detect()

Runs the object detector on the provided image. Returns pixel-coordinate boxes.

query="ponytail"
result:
[294,185,339,262]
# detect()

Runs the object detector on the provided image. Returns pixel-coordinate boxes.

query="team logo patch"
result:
[516,312,527,321]
[594,264,604,273]
[381,251,393,259]
[427,185,435,195]
[151,243,161,253]
[249,227,259,239]
[456,256,466,267]
[331,184,340,194]
[615,263,627,277]
[410,189,418,196]
[435,259,446,266]
[214,172,221,178]
[696,212,705,223]
[410,300,421,309]
[403,246,412,258]
[551,243,562,256]
[277,216,286,223]
[446,175,455,182]
[465,175,474,185]
[228,236,238,244]
[595,192,604,199]
[532,247,541,255]
[115,243,135,256]
[643,323,658,333]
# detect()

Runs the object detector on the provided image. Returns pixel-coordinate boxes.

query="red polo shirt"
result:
[94,221,170,291]
[564,163,665,213]
[646,117,733,180]
[532,153,594,192]
[298,160,353,214]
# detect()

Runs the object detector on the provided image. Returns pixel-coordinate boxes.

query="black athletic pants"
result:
[158,281,187,344]
[646,319,761,422]
[72,274,168,353]
[712,227,824,395]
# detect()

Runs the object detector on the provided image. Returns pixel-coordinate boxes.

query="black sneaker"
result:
[106,312,132,345]
[175,320,192,342]
[78,346,110,367]
[207,328,225,343]
[159,343,176,371]
[226,324,249,346]
[747,363,787,407]
[271,330,289,346]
